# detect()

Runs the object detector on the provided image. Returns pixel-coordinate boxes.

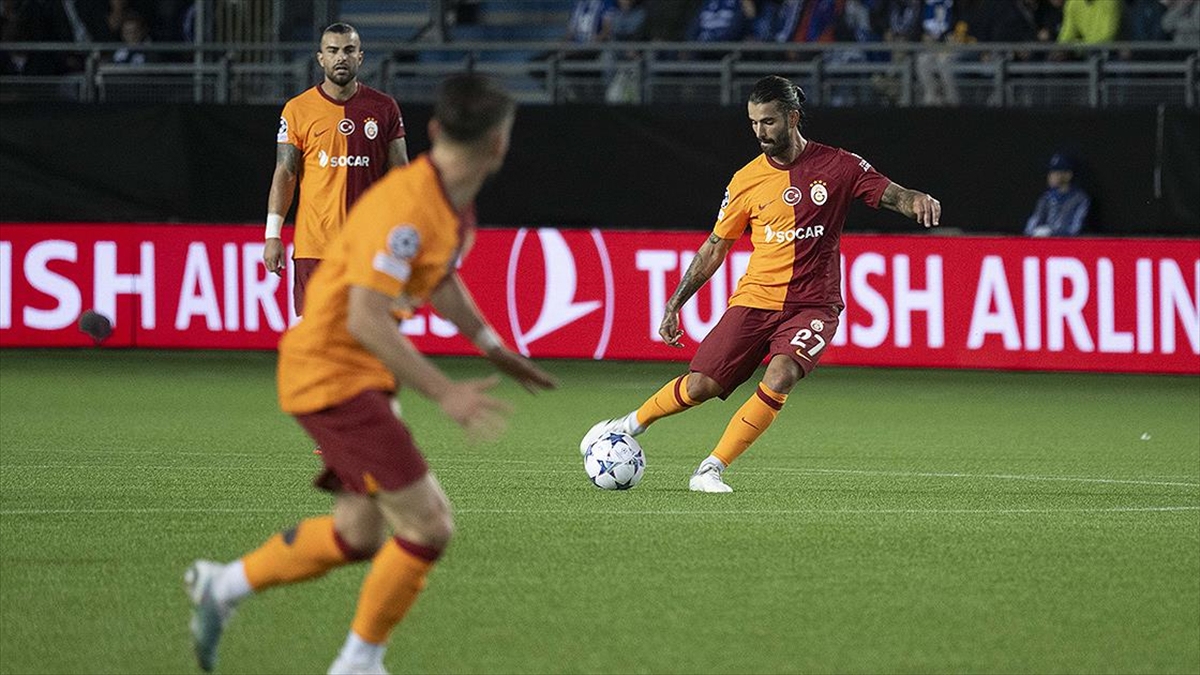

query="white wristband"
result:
[265,213,284,239]
[474,326,502,353]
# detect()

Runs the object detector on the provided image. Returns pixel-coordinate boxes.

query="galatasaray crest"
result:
[364,117,379,140]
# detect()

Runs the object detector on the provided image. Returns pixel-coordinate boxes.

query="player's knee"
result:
[686,373,723,402]
[412,505,454,550]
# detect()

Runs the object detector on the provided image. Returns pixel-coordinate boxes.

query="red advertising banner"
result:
[1,224,1197,374]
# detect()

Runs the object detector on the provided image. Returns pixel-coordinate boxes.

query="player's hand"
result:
[263,238,285,276]
[658,310,684,348]
[437,375,512,442]
[913,193,941,228]
[485,347,558,393]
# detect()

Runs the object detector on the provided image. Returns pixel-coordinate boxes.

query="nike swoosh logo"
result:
[313,128,329,137]
[758,200,775,210]
[740,417,761,430]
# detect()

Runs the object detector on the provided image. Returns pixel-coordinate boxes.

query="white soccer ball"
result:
[583,432,646,490]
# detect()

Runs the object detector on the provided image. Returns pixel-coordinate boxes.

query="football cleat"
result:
[185,560,234,672]
[579,416,634,456]
[688,465,733,493]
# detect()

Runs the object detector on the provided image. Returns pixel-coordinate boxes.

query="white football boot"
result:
[185,560,235,672]
[579,412,640,456]
[327,656,389,675]
[688,463,733,493]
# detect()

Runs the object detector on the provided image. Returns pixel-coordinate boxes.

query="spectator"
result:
[791,0,846,47]
[747,0,802,44]
[1125,0,1168,40]
[1162,0,1200,46]
[828,0,886,104]
[1057,0,1122,44]
[566,0,616,44]
[1025,151,1090,237]
[1039,0,1065,41]
[914,0,963,106]
[608,0,647,41]
[111,10,154,64]
[687,0,753,44]
[603,0,647,103]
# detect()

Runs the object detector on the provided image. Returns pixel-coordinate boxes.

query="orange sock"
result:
[350,538,442,644]
[711,382,788,467]
[241,516,371,592]
[635,374,700,428]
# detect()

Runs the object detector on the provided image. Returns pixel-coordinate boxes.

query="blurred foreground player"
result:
[187,73,555,675]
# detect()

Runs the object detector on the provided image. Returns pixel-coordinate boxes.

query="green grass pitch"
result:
[1,349,1197,674]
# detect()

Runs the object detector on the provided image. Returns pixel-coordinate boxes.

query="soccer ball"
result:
[583,432,646,490]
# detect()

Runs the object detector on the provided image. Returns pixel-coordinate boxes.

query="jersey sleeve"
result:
[278,100,304,150]
[712,177,751,239]
[847,152,891,209]
[344,192,416,298]
[386,97,405,141]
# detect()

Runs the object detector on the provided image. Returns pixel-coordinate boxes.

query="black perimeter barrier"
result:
[0,103,1196,236]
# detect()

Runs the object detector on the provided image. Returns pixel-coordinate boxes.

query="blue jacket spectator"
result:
[1025,152,1090,237]
[688,0,752,42]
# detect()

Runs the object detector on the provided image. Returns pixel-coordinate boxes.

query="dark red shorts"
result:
[689,305,840,399]
[295,389,429,495]
[292,258,321,316]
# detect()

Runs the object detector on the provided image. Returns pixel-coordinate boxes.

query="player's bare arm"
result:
[880,182,941,228]
[347,284,511,440]
[388,138,409,169]
[429,274,556,393]
[263,143,301,275]
[659,234,737,347]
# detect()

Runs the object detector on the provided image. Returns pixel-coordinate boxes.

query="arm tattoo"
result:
[276,143,300,174]
[881,183,916,218]
[666,234,725,312]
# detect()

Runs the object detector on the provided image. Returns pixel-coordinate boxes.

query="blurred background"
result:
[0,0,1197,235]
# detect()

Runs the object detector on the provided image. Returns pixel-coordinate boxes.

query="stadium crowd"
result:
[2,0,1198,77]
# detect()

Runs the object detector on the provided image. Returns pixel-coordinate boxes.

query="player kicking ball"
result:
[581,75,940,493]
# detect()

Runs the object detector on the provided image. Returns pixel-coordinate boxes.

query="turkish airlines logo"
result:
[782,186,803,206]
[505,228,614,359]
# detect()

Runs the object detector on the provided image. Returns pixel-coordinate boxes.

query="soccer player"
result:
[263,22,409,316]
[186,74,556,675]
[581,75,941,493]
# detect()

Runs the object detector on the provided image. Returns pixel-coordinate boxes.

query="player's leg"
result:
[292,257,325,454]
[578,370,723,455]
[579,307,767,455]
[330,474,452,675]
[690,309,838,493]
[185,493,382,672]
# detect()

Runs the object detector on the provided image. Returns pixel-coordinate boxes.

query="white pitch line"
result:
[754,467,1200,489]
[0,505,1196,517]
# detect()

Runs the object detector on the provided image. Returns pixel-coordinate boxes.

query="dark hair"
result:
[322,22,358,37]
[749,75,806,129]
[434,73,516,143]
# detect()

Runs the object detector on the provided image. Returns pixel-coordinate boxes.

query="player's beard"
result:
[760,133,793,159]
[328,65,355,86]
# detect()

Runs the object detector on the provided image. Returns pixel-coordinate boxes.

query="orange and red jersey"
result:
[277,155,475,414]
[277,83,404,259]
[714,140,891,311]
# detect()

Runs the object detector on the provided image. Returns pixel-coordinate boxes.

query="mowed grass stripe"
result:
[1,350,1197,675]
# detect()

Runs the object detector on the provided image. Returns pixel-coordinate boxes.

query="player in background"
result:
[263,22,409,317]
[186,74,556,675]
[581,75,940,493]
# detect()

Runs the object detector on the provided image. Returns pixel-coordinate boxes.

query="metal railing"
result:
[1,41,1197,107]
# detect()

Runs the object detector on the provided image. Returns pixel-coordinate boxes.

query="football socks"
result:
[241,516,372,591]
[711,382,788,467]
[349,537,442,644]
[635,374,699,428]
